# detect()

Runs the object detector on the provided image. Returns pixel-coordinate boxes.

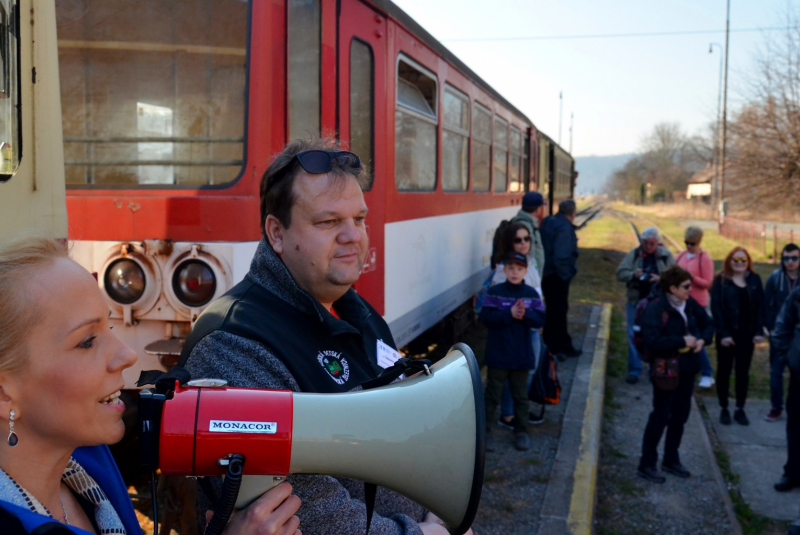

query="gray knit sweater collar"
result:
[248,237,326,322]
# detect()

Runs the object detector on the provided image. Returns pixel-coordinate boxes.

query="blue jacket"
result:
[539,213,578,281]
[480,281,545,369]
[0,445,141,535]
[764,267,799,332]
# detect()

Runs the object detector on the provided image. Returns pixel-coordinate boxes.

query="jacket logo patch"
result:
[318,350,350,385]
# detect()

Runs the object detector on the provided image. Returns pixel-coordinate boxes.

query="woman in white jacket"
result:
[492,222,545,428]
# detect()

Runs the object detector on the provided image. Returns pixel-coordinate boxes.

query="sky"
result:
[391,0,800,157]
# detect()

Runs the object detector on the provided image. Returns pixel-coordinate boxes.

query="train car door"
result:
[338,0,387,314]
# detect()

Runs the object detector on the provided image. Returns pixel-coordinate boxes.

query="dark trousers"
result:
[485,367,530,435]
[716,340,755,409]
[770,344,789,411]
[542,274,574,353]
[639,373,695,469]
[785,367,800,480]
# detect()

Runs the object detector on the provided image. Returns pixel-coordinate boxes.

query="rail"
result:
[573,203,605,230]
[602,207,641,244]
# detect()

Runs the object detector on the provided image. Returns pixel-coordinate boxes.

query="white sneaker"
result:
[698,376,715,388]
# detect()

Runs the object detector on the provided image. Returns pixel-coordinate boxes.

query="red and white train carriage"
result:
[55,0,575,389]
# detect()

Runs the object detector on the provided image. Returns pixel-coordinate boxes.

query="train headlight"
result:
[172,260,216,307]
[104,259,146,305]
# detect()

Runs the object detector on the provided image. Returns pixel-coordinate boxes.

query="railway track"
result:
[573,202,606,229]
[601,207,683,252]
[603,206,641,243]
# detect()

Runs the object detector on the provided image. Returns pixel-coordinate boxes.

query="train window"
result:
[350,39,374,190]
[508,126,522,192]
[442,85,469,192]
[288,0,321,140]
[57,0,249,187]
[493,116,508,193]
[471,103,491,192]
[395,56,437,191]
[0,0,19,181]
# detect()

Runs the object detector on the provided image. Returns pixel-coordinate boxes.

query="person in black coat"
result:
[539,199,580,358]
[770,286,800,493]
[710,247,766,426]
[637,266,714,483]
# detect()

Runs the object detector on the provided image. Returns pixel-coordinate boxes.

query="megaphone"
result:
[138,344,485,535]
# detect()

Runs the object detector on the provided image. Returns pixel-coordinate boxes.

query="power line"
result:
[441,26,791,43]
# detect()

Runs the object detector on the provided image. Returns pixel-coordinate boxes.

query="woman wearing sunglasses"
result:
[0,236,302,535]
[636,266,713,483]
[491,222,545,429]
[674,226,716,389]
[710,247,766,426]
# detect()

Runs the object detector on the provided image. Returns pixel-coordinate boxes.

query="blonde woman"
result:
[0,236,302,535]
[675,226,715,388]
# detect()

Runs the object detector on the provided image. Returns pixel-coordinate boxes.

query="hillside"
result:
[574,153,636,196]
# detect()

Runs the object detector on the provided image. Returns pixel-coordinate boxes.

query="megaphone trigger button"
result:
[423,364,431,376]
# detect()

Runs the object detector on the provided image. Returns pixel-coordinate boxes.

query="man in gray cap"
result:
[511,191,547,278]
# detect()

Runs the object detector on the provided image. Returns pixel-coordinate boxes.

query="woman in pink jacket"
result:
[675,226,716,387]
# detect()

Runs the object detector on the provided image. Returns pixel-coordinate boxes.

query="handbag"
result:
[652,354,680,391]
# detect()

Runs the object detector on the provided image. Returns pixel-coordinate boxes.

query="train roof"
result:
[537,130,573,159]
[371,0,536,130]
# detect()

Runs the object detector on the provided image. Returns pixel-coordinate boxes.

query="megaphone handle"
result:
[205,454,246,535]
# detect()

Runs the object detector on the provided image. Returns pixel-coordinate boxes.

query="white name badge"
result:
[377,339,403,369]
[209,420,277,434]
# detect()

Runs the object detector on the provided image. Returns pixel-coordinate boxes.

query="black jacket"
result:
[540,213,578,281]
[642,290,714,375]
[710,271,765,341]
[771,287,800,371]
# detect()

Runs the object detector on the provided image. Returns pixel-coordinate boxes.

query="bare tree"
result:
[605,122,707,203]
[727,13,800,213]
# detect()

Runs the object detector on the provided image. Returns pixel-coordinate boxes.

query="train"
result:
[1,0,576,391]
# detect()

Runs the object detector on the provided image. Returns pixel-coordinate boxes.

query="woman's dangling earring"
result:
[7,410,18,447]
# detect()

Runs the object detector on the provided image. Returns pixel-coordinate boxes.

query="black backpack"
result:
[631,295,669,363]
[528,348,561,408]
[490,219,510,269]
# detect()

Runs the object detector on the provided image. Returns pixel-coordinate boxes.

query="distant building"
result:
[686,166,713,201]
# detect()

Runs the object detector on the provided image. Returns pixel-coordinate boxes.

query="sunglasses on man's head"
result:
[294,149,361,175]
[731,257,748,264]
[514,236,532,244]
[783,255,800,263]
[679,282,692,290]
[685,241,697,247]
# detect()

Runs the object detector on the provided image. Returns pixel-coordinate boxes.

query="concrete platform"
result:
[703,397,800,522]
[537,304,609,535]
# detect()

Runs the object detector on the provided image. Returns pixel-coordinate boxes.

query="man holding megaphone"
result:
[184,138,472,535]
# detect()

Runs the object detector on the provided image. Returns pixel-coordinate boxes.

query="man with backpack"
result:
[617,227,675,384]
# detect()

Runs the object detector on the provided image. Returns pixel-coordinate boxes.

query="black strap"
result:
[136,367,192,393]
[363,482,377,535]
[360,358,432,391]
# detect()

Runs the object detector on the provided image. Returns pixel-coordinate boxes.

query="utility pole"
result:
[569,112,574,153]
[709,42,723,211]
[558,91,563,145]
[719,0,730,220]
